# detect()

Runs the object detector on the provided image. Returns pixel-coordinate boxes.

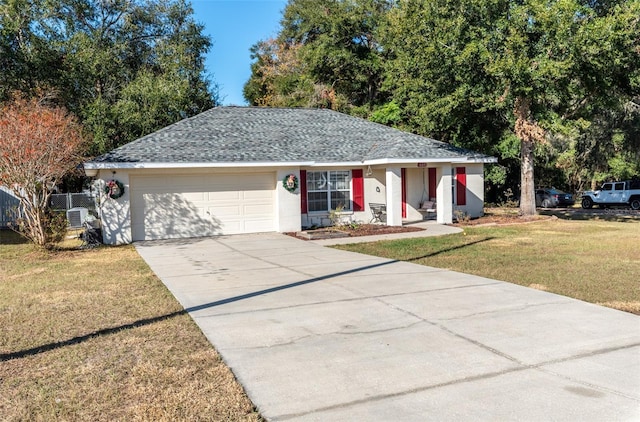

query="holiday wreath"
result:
[105,179,125,199]
[282,174,299,193]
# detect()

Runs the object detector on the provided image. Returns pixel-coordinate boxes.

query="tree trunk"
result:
[520,137,536,216]
[514,96,544,217]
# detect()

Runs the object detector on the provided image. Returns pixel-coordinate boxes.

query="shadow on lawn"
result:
[0,311,186,361]
[2,235,494,362]
[539,208,640,223]
[405,237,495,262]
[0,229,29,245]
[1,259,399,362]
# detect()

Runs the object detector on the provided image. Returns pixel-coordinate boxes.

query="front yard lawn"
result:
[0,232,261,421]
[335,219,640,314]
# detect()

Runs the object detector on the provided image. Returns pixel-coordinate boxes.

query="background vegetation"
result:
[2,0,638,212]
[0,0,218,159]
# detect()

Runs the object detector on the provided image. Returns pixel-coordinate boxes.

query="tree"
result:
[383,0,640,215]
[0,94,85,247]
[243,38,349,110]
[1,0,218,155]
[245,0,392,111]
[244,38,313,107]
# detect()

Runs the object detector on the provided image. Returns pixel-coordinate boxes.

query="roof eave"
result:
[83,161,316,171]
[83,156,497,174]
[363,157,497,165]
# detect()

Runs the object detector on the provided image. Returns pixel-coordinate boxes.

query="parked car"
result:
[581,179,640,210]
[535,188,575,208]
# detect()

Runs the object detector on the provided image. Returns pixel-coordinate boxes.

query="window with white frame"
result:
[307,170,351,212]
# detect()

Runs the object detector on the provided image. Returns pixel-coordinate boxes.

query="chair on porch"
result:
[418,198,437,220]
[369,203,387,223]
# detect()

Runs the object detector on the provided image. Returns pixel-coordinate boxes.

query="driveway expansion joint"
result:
[192,282,504,318]
[432,299,573,321]
[237,320,428,351]
[269,364,532,421]
[271,341,640,420]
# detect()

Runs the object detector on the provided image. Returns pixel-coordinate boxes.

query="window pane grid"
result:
[306,171,351,212]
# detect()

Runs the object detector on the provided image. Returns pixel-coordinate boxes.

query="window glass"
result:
[615,183,625,191]
[308,191,328,212]
[602,184,612,191]
[306,171,351,212]
[331,191,350,209]
[330,171,350,190]
[307,171,327,191]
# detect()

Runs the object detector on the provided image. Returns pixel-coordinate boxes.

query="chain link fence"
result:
[50,193,97,213]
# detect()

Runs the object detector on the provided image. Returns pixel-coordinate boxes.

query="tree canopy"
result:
[382,0,639,213]
[244,0,392,113]
[245,0,640,209]
[0,94,86,246]
[1,0,218,156]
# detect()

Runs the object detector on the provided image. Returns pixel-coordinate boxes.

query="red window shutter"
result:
[300,170,307,213]
[352,169,364,211]
[401,168,407,218]
[456,167,466,205]
[428,168,436,200]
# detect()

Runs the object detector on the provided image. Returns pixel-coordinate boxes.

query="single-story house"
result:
[84,107,496,245]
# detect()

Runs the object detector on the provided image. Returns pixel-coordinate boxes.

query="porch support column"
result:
[437,164,453,224]
[276,169,302,232]
[385,167,402,226]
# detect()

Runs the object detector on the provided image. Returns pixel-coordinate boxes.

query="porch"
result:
[300,163,485,229]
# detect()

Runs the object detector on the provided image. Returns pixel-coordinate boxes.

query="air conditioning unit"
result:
[66,207,89,228]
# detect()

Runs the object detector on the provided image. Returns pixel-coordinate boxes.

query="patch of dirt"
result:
[287,224,424,240]
[287,209,554,240]
[596,301,640,315]
[453,210,552,227]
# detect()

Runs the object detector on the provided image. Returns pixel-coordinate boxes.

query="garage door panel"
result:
[134,192,221,240]
[131,173,276,241]
[209,205,242,217]
[208,190,242,201]
[243,204,271,214]
[244,219,275,232]
[181,192,208,202]
[218,221,242,233]
[244,190,273,200]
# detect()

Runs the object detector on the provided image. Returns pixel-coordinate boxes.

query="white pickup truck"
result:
[581,179,640,210]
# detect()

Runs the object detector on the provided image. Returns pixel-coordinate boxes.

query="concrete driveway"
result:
[135,233,640,421]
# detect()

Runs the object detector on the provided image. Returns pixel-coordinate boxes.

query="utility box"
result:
[66,207,89,228]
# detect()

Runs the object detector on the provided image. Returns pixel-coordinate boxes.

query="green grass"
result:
[0,231,262,421]
[335,219,640,314]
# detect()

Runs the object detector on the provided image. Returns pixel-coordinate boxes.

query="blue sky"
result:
[191,0,288,106]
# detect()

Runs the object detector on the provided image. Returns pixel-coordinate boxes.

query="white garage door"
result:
[130,173,276,241]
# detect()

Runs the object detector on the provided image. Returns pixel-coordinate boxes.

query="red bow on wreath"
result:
[105,179,125,199]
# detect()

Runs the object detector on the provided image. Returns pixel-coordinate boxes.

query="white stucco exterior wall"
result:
[386,167,402,226]
[458,163,485,218]
[437,164,453,224]
[276,169,302,232]
[97,170,132,245]
[365,169,386,204]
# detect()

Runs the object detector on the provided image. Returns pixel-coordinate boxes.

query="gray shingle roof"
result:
[90,107,494,165]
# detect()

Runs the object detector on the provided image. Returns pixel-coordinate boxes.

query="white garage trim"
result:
[130,173,276,241]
